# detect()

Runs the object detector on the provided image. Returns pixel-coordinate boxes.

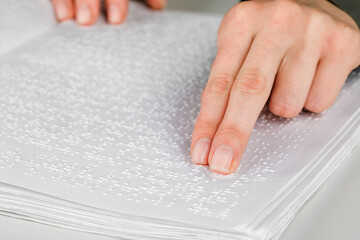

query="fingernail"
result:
[191,138,211,164]
[77,3,91,24]
[210,145,234,173]
[56,2,68,20]
[108,4,121,24]
[150,0,167,10]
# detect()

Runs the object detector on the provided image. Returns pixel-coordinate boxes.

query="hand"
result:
[191,0,360,175]
[52,0,166,25]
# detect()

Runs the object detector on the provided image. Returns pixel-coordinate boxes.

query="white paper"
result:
[0,1,359,239]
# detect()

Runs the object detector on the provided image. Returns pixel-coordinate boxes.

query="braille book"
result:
[0,1,359,239]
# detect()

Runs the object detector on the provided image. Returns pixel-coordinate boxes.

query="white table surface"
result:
[1,1,359,239]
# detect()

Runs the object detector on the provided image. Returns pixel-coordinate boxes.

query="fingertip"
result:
[209,144,234,174]
[304,98,329,114]
[53,0,74,22]
[269,99,301,119]
[211,169,233,175]
[191,137,211,165]
[228,155,242,174]
[75,0,99,26]
[76,2,92,25]
[146,0,167,10]
[106,0,128,25]
[207,125,249,175]
[209,146,242,175]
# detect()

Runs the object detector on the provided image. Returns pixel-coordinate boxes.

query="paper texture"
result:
[0,1,359,239]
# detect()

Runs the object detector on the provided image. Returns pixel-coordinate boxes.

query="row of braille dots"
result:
[22,154,130,194]
[24,156,246,219]
[2,12,269,220]
[247,106,329,178]
[186,166,267,218]
[0,150,22,168]
[188,187,245,219]
[19,147,186,198]
[168,169,250,219]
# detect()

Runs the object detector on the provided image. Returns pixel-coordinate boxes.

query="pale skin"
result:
[52,0,360,175]
[52,0,167,25]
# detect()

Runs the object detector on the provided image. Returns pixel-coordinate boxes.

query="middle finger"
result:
[208,33,289,174]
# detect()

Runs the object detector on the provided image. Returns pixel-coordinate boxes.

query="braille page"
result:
[0,2,359,240]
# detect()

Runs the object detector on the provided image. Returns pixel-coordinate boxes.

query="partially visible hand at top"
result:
[52,0,167,25]
[191,0,360,174]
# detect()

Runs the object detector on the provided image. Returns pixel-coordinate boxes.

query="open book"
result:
[0,1,359,239]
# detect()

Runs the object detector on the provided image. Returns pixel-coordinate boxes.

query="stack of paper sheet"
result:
[0,1,359,239]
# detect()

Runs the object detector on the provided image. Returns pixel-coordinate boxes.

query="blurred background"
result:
[167,0,238,14]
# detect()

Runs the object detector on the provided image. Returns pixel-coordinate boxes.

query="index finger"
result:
[190,6,256,165]
[208,34,288,174]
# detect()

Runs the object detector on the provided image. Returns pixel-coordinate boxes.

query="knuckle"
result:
[220,2,254,36]
[307,11,335,38]
[310,9,329,26]
[327,27,354,55]
[339,24,357,46]
[218,124,249,140]
[269,99,301,118]
[304,100,328,113]
[229,5,247,22]
[205,73,234,97]
[270,0,301,25]
[194,118,219,133]
[233,69,267,96]
[229,1,254,21]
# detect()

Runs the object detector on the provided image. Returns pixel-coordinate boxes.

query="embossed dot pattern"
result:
[0,2,359,236]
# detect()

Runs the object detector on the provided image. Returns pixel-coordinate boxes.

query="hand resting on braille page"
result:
[51,0,360,175]
[1,1,360,239]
